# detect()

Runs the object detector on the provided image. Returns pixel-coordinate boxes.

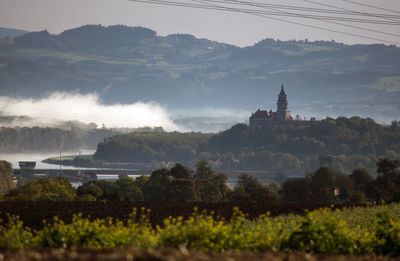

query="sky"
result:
[0,0,400,47]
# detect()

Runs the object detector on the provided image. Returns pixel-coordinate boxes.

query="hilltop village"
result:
[249,85,317,129]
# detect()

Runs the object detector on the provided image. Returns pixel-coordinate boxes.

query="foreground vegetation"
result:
[1,204,400,256]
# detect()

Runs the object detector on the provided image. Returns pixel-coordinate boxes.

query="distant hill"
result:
[0,27,29,38]
[1,24,400,124]
[93,117,400,174]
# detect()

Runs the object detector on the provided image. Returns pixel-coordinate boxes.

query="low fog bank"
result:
[0,92,181,131]
[0,92,396,134]
[173,116,244,133]
[0,92,252,133]
[171,108,249,133]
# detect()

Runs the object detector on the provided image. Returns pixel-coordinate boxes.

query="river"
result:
[0,149,96,169]
[0,151,267,188]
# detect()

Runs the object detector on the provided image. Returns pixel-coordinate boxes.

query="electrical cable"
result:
[130,0,400,24]
[339,0,400,15]
[302,0,400,22]
[204,0,400,20]
[129,0,400,45]
[222,0,400,38]
[195,0,400,45]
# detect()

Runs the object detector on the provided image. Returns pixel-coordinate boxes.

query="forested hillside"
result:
[0,127,82,152]
[93,117,400,174]
[94,132,212,163]
[1,25,400,121]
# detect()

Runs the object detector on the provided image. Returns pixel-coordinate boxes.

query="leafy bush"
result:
[282,208,374,254]
[2,204,400,255]
[0,215,39,249]
[374,212,400,255]
[41,209,156,249]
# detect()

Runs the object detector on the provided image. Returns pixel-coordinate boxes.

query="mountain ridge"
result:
[1,24,400,124]
[0,27,29,38]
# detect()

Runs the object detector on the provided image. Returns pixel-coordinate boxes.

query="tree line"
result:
[93,117,400,174]
[0,127,81,152]
[0,125,163,152]
[2,158,399,204]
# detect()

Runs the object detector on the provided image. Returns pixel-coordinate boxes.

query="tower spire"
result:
[279,84,285,95]
[277,84,288,120]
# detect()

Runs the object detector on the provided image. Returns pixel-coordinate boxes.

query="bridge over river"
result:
[13,168,152,183]
[13,168,295,188]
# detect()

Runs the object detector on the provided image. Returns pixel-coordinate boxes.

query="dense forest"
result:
[94,117,400,174]
[94,132,212,163]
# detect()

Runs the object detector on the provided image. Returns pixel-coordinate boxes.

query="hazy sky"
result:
[1,0,400,46]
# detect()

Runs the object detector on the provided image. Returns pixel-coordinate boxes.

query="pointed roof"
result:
[279,84,286,96]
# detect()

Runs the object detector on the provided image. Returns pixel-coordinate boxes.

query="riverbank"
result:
[43,155,149,170]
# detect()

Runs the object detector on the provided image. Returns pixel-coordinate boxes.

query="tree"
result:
[77,181,103,200]
[281,178,311,203]
[165,179,196,201]
[310,167,336,204]
[350,168,374,199]
[77,180,121,201]
[169,163,192,179]
[350,168,374,190]
[144,168,171,201]
[193,161,229,202]
[115,177,143,201]
[5,177,76,201]
[0,160,13,195]
[266,182,281,199]
[231,174,277,203]
[335,173,353,201]
[236,174,262,193]
[374,158,400,202]
[350,190,366,204]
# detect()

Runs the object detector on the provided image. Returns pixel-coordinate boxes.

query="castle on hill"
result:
[249,85,317,129]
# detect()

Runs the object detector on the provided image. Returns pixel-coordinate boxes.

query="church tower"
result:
[277,84,288,121]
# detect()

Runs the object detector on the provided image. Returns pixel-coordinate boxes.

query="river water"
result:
[0,151,251,188]
[0,150,96,169]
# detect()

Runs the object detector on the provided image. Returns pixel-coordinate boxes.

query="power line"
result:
[339,0,400,15]
[302,0,400,23]
[225,0,400,38]
[129,0,400,45]
[205,0,400,20]
[197,0,400,45]
[198,0,400,24]
[131,0,400,25]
